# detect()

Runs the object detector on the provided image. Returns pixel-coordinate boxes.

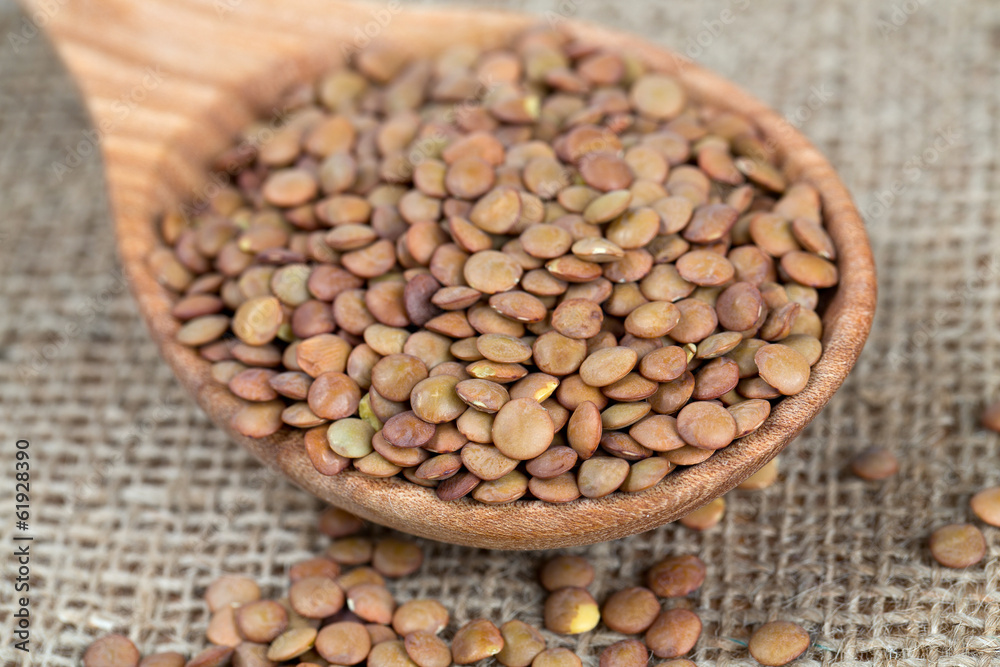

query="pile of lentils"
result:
[83,507,814,667]
[154,26,838,503]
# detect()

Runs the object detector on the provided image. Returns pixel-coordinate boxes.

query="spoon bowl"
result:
[33,0,876,549]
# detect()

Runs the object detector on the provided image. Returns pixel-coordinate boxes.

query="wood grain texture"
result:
[30,0,876,549]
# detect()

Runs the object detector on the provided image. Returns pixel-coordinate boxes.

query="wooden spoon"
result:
[31,0,876,549]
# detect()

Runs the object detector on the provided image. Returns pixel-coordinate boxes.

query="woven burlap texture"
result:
[1,0,998,665]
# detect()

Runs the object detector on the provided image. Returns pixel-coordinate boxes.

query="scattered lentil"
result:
[646,554,706,597]
[644,608,702,658]
[747,621,810,666]
[929,523,986,568]
[849,447,899,481]
[544,587,600,635]
[970,486,1000,527]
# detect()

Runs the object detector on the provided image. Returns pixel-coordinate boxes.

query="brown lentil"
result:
[748,621,811,666]
[532,648,582,667]
[544,587,601,635]
[970,486,1000,526]
[621,457,674,492]
[288,576,345,619]
[205,575,261,612]
[404,633,451,667]
[677,401,737,450]
[646,554,706,597]
[577,456,631,498]
[337,566,385,591]
[496,620,547,667]
[644,608,702,658]
[599,640,648,667]
[206,606,242,647]
[982,401,1000,432]
[601,586,661,634]
[754,344,810,396]
[579,347,638,387]
[729,399,772,438]
[392,599,449,636]
[235,600,288,643]
[83,635,141,667]
[266,627,318,662]
[347,583,396,624]
[540,555,595,592]
[315,621,371,665]
[929,523,986,568]
[492,398,555,460]
[451,619,505,664]
[327,536,374,565]
[849,447,899,481]
[185,646,234,667]
[138,653,185,667]
[528,472,582,502]
[679,497,726,530]
[738,458,780,490]
[372,537,424,578]
[289,556,341,583]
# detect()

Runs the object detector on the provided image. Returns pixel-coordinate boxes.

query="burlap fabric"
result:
[1,0,997,664]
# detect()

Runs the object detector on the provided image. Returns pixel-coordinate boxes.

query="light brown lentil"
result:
[289,557,341,583]
[392,599,449,636]
[646,554,706,597]
[451,619,505,664]
[137,653,185,667]
[540,555,595,592]
[577,456,630,498]
[621,457,674,492]
[404,633,451,667]
[755,344,810,395]
[738,457,780,490]
[970,486,1000,526]
[185,646,234,667]
[599,640,648,667]
[372,537,424,578]
[849,447,899,481]
[532,648,582,667]
[601,586,660,634]
[266,627,318,662]
[288,576,345,619]
[492,398,555,460]
[337,566,385,591]
[982,401,1000,431]
[327,536,374,565]
[496,620,547,667]
[929,523,986,568]
[315,621,371,665]
[644,608,702,659]
[729,399,772,438]
[679,497,726,530]
[544,587,601,635]
[235,600,288,643]
[205,575,261,612]
[347,583,396,624]
[748,621,811,666]
[206,606,242,647]
[83,634,141,667]
[529,472,582,502]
